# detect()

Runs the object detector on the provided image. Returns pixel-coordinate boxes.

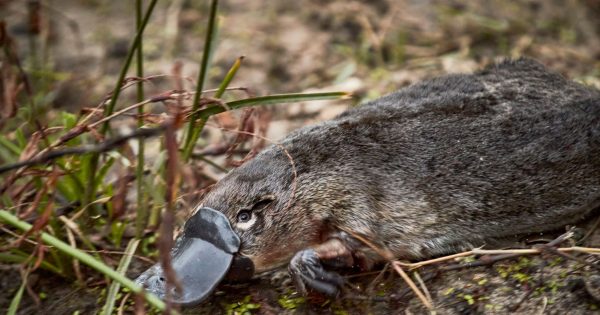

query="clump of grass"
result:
[0,210,167,312]
[0,0,349,313]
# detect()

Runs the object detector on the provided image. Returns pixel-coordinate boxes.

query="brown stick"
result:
[391,261,434,310]
[0,125,167,174]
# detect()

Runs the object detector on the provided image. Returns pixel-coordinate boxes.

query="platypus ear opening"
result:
[251,195,276,211]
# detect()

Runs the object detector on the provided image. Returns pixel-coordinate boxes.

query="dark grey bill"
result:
[135,207,254,306]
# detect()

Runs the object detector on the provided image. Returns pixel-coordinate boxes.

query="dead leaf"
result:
[0,62,21,120]
[19,132,42,162]
[111,172,131,220]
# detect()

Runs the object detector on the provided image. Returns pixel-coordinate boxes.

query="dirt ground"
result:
[1,0,600,314]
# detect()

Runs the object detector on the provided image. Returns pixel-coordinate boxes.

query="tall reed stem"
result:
[83,0,158,212]
[182,0,219,161]
[134,0,147,238]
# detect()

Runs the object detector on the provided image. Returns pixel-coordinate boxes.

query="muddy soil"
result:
[1,0,600,314]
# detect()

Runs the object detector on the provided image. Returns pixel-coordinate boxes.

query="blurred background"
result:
[1,0,600,314]
[2,0,599,136]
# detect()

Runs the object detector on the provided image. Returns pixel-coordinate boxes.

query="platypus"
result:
[135,58,600,305]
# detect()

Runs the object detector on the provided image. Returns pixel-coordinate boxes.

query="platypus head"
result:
[136,146,317,305]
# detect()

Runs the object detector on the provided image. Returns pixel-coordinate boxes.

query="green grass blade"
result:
[15,128,27,148]
[0,210,167,312]
[185,55,243,160]
[0,252,64,275]
[182,91,349,159]
[201,91,351,118]
[182,0,220,159]
[102,238,140,315]
[0,135,21,156]
[94,156,116,188]
[85,0,158,210]
[100,0,158,134]
[56,176,79,201]
[183,56,242,160]
[215,56,244,98]
[7,276,26,315]
[135,0,147,238]
[0,147,15,164]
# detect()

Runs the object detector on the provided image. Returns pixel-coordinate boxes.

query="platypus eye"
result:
[237,210,252,223]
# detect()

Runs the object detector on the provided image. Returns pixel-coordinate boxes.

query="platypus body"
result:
[136,58,600,305]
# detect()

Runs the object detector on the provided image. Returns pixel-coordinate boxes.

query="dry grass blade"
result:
[182,0,220,158]
[111,172,131,220]
[0,60,21,121]
[157,118,184,314]
[338,228,600,312]
[0,20,32,119]
[396,251,480,270]
[17,169,59,244]
[398,230,584,270]
[7,271,27,315]
[0,125,167,174]
[102,238,140,315]
[63,225,84,283]
[339,228,434,311]
[413,270,433,304]
[391,262,434,311]
[0,210,170,312]
[118,292,131,315]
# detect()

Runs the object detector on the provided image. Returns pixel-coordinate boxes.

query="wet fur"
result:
[200,58,600,272]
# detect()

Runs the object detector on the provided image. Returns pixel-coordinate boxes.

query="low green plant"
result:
[223,295,261,315]
[277,293,306,310]
[0,0,349,313]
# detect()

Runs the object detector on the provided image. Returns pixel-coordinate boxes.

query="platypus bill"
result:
[135,58,600,305]
[134,208,253,305]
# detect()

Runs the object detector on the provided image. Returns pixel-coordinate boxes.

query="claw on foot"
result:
[289,248,345,296]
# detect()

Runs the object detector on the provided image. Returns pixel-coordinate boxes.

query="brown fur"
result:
[198,58,600,273]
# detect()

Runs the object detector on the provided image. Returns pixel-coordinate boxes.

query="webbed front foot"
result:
[288,236,359,296]
[289,248,345,296]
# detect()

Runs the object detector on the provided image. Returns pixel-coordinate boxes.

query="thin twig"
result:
[440,253,522,271]
[396,250,478,270]
[581,215,600,243]
[134,0,145,239]
[338,228,600,312]
[339,227,433,310]
[0,125,167,174]
[413,270,433,304]
[537,296,548,315]
[540,245,600,271]
[182,0,220,159]
[118,292,131,315]
[63,224,84,283]
[398,230,580,270]
[391,261,434,310]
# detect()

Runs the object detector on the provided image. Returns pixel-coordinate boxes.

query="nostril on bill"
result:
[153,275,165,284]
[143,274,166,290]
